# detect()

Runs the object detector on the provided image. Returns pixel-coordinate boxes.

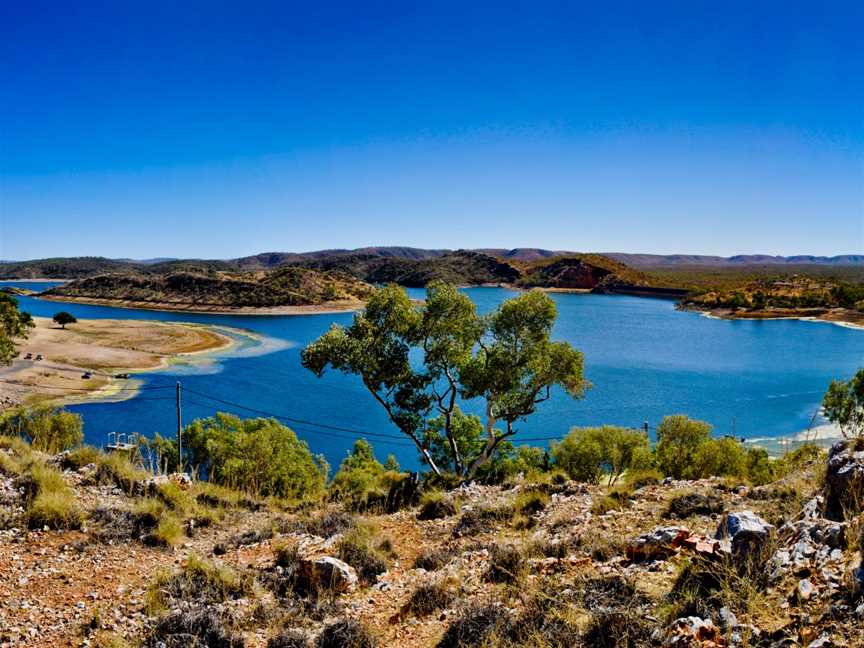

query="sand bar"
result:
[0,316,236,409]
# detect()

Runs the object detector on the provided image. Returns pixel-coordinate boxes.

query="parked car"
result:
[81,372,92,379]
[35,354,43,361]
[24,352,32,360]
[116,373,130,379]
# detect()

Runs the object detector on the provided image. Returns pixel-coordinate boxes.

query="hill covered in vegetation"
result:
[41,267,374,311]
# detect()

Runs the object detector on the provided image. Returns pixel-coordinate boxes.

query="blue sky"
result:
[1,1,862,260]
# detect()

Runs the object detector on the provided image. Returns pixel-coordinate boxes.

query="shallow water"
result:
[6,283,864,469]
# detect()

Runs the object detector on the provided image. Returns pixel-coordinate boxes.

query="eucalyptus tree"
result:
[0,293,34,365]
[302,282,586,479]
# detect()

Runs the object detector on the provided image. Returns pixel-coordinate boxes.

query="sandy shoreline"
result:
[0,317,245,409]
[36,294,364,316]
[683,305,864,330]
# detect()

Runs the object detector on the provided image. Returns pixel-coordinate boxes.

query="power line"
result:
[182,386,408,441]
[178,395,416,447]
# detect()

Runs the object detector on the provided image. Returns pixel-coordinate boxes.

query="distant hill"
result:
[0,257,134,279]
[606,253,864,268]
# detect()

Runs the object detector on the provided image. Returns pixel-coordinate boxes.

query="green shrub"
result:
[695,437,748,479]
[95,452,148,494]
[513,489,549,516]
[184,413,328,501]
[655,415,712,479]
[337,521,390,584]
[61,445,102,470]
[486,544,526,584]
[418,490,458,520]
[146,554,253,613]
[552,425,651,484]
[0,406,83,454]
[315,619,377,648]
[406,581,454,616]
[150,513,184,546]
[625,467,663,488]
[329,438,386,508]
[414,547,451,571]
[27,490,82,529]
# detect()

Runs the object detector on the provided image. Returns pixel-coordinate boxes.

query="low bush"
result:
[23,463,82,530]
[146,554,254,613]
[268,629,310,648]
[61,445,102,470]
[405,581,454,616]
[436,604,514,648]
[146,607,243,648]
[337,521,390,584]
[452,502,514,537]
[590,495,620,516]
[148,512,184,546]
[581,609,654,648]
[298,510,355,538]
[486,543,526,584]
[95,453,148,494]
[315,619,377,648]
[625,467,663,488]
[417,491,458,520]
[414,547,451,571]
[514,489,549,516]
[27,489,83,530]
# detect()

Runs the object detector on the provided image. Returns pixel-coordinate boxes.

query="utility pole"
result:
[176,381,183,472]
[643,421,649,437]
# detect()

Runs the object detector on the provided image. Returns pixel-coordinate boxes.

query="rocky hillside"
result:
[41,267,374,309]
[1,436,863,647]
[515,254,653,290]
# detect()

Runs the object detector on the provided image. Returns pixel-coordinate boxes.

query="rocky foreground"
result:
[1,441,863,648]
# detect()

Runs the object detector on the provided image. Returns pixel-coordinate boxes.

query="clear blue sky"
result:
[1,1,862,260]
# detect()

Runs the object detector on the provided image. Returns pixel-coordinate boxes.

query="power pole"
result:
[176,381,183,472]
[643,421,649,437]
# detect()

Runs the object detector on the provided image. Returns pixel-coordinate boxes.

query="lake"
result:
[5,282,864,470]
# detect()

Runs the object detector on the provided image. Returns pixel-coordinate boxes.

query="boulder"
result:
[824,439,864,520]
[715,511,774,559]
[300,556,358,593]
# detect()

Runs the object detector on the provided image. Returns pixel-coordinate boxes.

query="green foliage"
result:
[24,463,82,530]
[330,438,387,509]
[0,293,34,365]
[655,415,713,479]
[552,426,650,485]
[302,282,585,479]
[0,406,83,454]
[52,311,77,328]
[694,437,748,479]
[625,467,663,488]
[822,369,864,438]
[337,520,391,584]
[183,413,327,500]
[417,490,458,520]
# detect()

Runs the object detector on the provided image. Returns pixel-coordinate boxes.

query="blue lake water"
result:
[5,282,864,470]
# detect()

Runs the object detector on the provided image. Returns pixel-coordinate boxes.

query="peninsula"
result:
[0,316,234,409]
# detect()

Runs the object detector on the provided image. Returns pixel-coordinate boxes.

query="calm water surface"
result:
[6,282,863,469]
